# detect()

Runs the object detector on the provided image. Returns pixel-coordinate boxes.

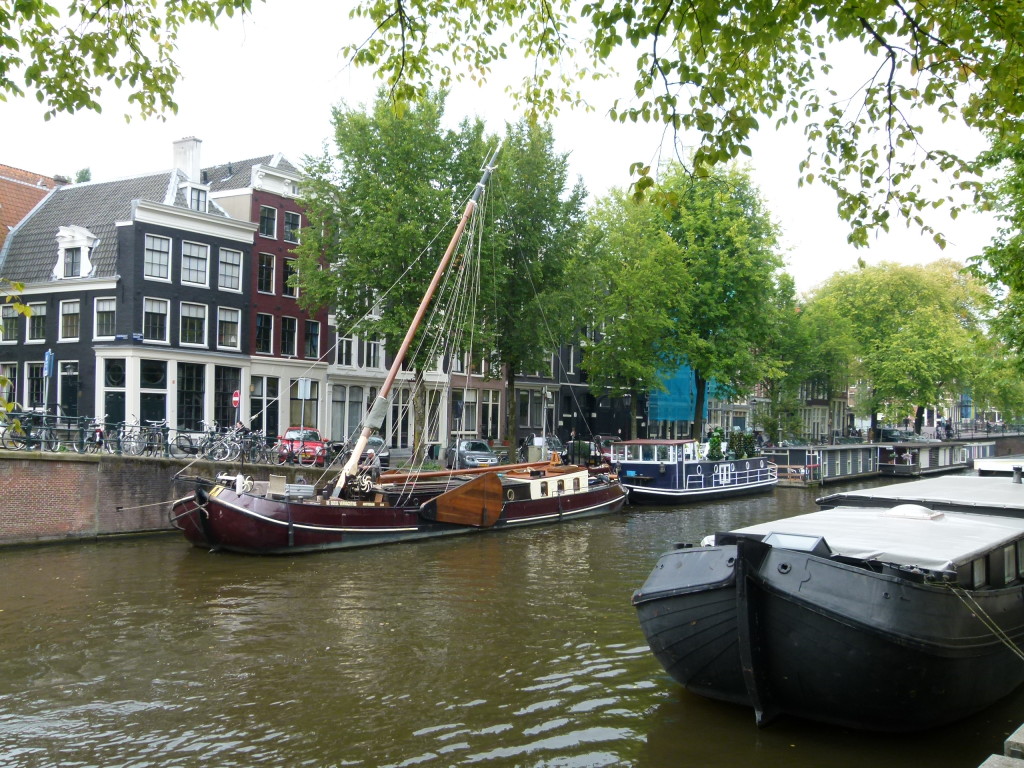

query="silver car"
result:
[445,439,499,469]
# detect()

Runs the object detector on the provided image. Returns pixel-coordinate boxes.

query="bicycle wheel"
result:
[1,424,27,450]
[207,441,230,462]
[40,428,59,452]
[169,433,193,459]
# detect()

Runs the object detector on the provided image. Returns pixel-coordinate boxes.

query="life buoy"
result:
[506,489,515,501]
[696,465,703,475]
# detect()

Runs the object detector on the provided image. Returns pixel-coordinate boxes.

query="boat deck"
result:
[817,475,1024,515]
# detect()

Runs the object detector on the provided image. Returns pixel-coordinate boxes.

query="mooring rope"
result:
[945,583,1024,663]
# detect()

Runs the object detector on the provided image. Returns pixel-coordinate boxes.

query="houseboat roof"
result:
[617,439,696,446]
[818,476,1024,514]
[729,505,1024,573]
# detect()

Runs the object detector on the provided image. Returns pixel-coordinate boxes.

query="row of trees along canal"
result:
[281,90,1024,459]
[3,3,1024,453]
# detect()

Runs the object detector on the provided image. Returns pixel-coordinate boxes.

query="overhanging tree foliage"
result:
[344,0,1023,245]
[2,0,254,119]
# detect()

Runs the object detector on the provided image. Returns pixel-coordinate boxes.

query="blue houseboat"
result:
[611,438,778,504]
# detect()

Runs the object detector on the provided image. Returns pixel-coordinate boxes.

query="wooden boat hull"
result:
[171,476,626,555]
[634,538,1024,731]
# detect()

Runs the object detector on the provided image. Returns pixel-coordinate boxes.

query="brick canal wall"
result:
[0,451,314,547]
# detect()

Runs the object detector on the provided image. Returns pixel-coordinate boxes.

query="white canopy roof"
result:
[729,506,1024,572]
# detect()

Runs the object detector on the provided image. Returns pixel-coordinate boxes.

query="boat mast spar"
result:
[339,144,501,488]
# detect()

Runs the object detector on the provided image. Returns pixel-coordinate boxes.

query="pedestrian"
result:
[361,448,381,482]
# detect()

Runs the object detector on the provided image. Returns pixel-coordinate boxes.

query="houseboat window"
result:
[557,480,565,493]
[573,477,581,491]
[1005,545,1017,583]
[1017,540,1024,578]
[972,557,988,589]
[642,445,657,461]
[656,444,671,461]
[540,482,548,497]
[624,445,640,461]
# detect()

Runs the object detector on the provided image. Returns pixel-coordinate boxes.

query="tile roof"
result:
[0,171,180,282]
[0,164,64,249]
[203,154,301,192]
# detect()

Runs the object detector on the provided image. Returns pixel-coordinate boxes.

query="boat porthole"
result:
[759,460,765,469]
[726,557,735,567]
[745,461,750,470]
[883,592,891,600]
[697,465,703,475]
[731,464,736,472]
[506,489,515,501]
[778,563,791,574]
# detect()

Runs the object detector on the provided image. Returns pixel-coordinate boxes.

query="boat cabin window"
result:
[1017,540,1024,578]
[683,443,695,460]
[972,557,988,589]
[556,479,565,493]
[573,477,581,491]
[642,445,657,462]
[1004,545,1017,585]
[540,481,548,497]
[656,444,671,462]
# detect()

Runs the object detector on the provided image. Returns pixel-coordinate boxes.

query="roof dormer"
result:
[53,225,97,280]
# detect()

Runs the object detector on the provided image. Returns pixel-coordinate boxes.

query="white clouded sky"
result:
[2,0,996,294]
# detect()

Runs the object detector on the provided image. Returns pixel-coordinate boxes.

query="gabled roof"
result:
[0,170,182,282]
[203,154,301,192]
[0,164,64,249]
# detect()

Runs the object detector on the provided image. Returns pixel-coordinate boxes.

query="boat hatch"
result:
[762,532,833,558]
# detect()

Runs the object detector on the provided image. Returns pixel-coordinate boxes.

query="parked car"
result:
[277,427,329,466]
[597,436,622,463]
[445,439,499,469]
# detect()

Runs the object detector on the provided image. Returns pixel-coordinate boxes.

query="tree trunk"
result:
[914,405,925,435]
[629,395,638,439]
[505,367,518,452]
[692,373,707,442]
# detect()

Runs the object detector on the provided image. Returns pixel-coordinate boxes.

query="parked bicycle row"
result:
[0,412,336,466]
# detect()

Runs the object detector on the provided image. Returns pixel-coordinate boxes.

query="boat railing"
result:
[684,460,778,489]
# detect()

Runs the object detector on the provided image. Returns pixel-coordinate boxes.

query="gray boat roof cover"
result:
[731,505,1024,572]
[818,475,1024,513]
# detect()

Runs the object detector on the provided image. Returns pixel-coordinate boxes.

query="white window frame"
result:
[180,302,208,348]
[217,306,241,351]
[304,319,320,359]
[93,297,116,340]
[218,248,243,293]
[143,297,170,343]
[284,211,301,243]
[259,205,277,239]
[0,305,18,344]
[144,234,172,282]
[26,302,46,343]
[280,316,297,357]
[181,240,210,287]
[189,186,208,213]
[59,299,81,342]
[255,312,274,355]
[258,252,276,295]
[282,258,298,298]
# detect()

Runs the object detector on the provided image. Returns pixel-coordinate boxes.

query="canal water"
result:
[2,480,1022,768]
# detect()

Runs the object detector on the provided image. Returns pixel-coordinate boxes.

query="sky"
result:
[1,1,997,294]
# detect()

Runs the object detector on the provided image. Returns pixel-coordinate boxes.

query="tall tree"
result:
[344,0,1022,244]
[478,120,587,442]
[2,0,253,119]
[293,91,488,458]
[582,162,786,439]
[805,260,991,433]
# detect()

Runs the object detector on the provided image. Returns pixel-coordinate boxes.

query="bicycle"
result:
[139,419,167,457]
[0,412,58,452]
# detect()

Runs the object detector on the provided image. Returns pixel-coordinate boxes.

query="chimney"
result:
[172,137,203,181]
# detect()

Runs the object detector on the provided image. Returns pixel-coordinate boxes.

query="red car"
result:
[276,427,329,466]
